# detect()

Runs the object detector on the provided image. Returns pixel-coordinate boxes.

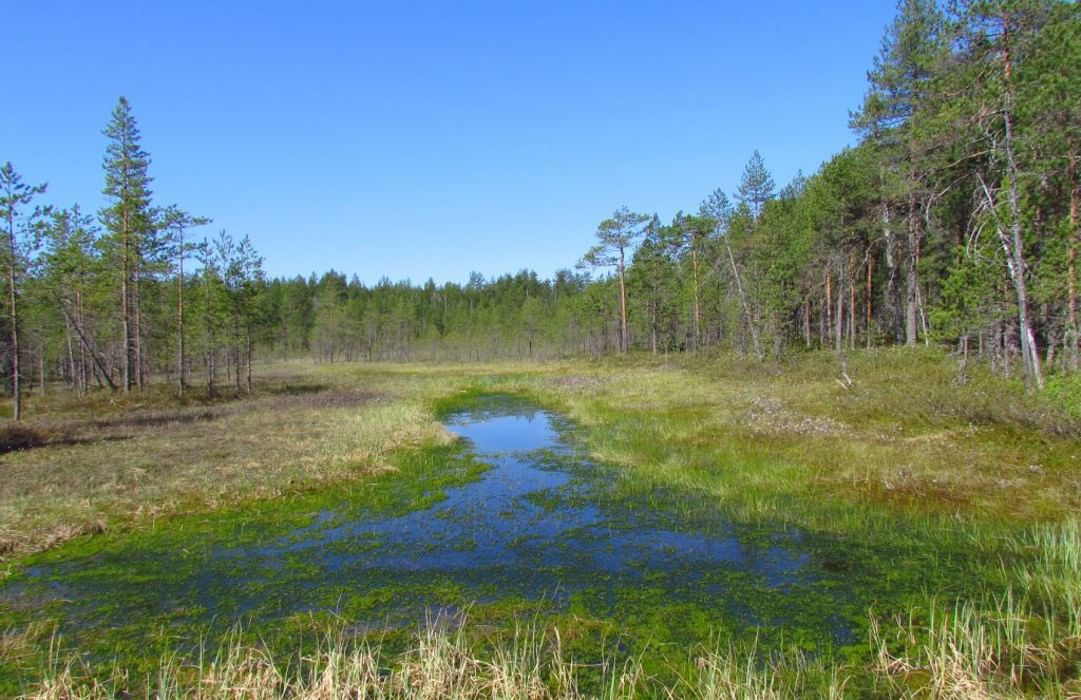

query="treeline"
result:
[2,0,1078,417]
[574,0,1080,391]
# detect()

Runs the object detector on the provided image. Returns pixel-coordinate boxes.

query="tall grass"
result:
[23,620,855,700]
[872,520,1081,698]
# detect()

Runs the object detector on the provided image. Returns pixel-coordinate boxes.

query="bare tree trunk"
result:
[245,324,253,394]
[881,197,902,342]
[803,298,812,349]
[961,334,970,383]
[1067,157,1078,370]
[916,277,930,345]
[835,263,844,355]
[866,250,874,348]
[178,234,186,396]
[617,247,629,354]
[691,246,701,351]
[234,314,241,393]
[59,299,118,391]
[998,21,1043,390]
[65,317,78,393]
[819,296,826,348]
[848,251,857,350]
[37,343,46,397]
[134,266,144,389]
[121,217,133,393]
[825,265,833,351]
[724,237,762,359]
[205,281,216,397]
[905,189,921,346]
[6,220,21,420]
[650,299,658,354]
[77,291,89,393]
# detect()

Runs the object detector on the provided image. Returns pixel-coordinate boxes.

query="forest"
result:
[2,0,1078,420]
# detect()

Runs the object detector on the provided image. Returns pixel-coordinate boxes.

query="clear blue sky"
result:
[3,1,896,284]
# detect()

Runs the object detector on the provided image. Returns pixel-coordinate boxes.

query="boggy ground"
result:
[2,349,1081,698]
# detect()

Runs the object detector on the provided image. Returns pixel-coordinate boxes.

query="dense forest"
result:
[2,0,1078,416]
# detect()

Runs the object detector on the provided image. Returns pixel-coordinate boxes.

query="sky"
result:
[3,1,898,285]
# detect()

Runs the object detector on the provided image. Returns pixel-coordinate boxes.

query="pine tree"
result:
[41,205,114,393]
[852,0,946,345]
[951,0,1060,389]
[737,150,776,222]
[0,163,48,420]
[100,97,155,392]
[579,207,650,353]
[160,207,210,396]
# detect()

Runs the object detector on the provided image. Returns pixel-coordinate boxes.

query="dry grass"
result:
[22,618,849,700]
[7,349,1078,557]
[0,366,453,558]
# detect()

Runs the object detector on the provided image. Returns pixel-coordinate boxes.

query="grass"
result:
[0,363,455,557]
[2,348,1081,696]
[871,521,1081,698]
[23,617,851,699]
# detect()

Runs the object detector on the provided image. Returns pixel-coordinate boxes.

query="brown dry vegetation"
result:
[0,364,451,558]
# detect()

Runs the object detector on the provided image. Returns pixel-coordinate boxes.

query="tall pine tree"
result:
[100,97,155,392]
[0,163,48,419]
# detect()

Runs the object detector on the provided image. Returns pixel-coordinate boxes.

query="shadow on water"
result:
[2,394,891,663]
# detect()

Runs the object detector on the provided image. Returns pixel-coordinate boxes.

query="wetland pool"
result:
[2,394,948,666]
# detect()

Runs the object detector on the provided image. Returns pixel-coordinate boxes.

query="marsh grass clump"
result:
[25,619,858,700]
[872,520,1081,698]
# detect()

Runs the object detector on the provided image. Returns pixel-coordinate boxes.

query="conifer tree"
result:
[160,207,210,395]
[41,205,113,393]
[852,0,946,345]
[579,207,650,353]
[100,97,155,392]
[0,163,48,419]
[737,150,776,222]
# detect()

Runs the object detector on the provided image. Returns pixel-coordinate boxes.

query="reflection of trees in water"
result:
[444,394,543,424]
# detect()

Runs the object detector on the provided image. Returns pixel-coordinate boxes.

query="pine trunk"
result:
[618,247,629,354]
[7,222,20,420]
[1067,158,1078,369]
[1002,18,1044,390]
[905,189,920,346]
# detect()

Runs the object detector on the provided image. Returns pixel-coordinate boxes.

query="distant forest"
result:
[1,0,1078,416]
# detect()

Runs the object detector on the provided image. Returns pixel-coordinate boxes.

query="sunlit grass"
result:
[24,617,854,700]
[871,521,1081,698]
